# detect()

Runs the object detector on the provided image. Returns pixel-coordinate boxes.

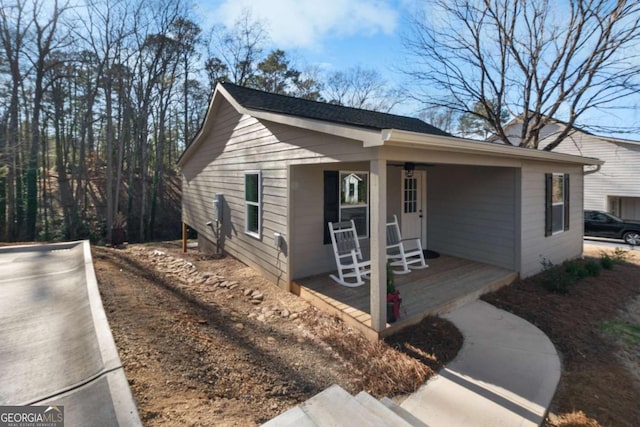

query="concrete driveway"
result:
[584,237,639,251]
[0,241,140,426]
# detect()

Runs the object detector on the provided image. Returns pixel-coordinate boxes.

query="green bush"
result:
[386,262,396,294]
[600,253,614,270]
[542,271,574,294]
[564,260,589,280]
[585,259,602,277]
[540,258,574,294]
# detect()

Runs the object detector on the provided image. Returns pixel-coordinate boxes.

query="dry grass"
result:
[301,312,462,397]
[548,411,601,427]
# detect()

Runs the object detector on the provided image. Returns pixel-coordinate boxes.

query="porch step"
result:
[354,391,419,427]
[262,385,414,427]
[380,397,429,427]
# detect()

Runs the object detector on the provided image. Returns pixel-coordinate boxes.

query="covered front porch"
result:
[292,253,517,340]
[289,153,521,337]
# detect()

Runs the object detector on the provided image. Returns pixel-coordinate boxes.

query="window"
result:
[608,196,622,217]
[323,170,369,242]
[545,173,570,236]
[340,172,369,236]
[404,177,417,214]
[244,171,261,237]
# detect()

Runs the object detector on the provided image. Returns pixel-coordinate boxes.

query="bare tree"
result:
[130,0,182,241]
[77,0,139,242]
[0,0,31,240]
[170,17,201,148]
[418,107,458,134]
[325,66,402,113]
[206,9,268,86]
[291,65,323,101]
[24,0,70,241]
[403,0,640,149]
[458,100,510,140]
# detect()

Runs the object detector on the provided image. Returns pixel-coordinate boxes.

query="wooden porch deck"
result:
[291,254,517,340]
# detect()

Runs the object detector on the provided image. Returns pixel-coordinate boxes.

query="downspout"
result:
[583,164,601,175]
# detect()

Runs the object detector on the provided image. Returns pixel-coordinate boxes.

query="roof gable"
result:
[221,82,451,137]
[178,84,602,168]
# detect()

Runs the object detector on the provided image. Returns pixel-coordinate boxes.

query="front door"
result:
[401,170,426,247]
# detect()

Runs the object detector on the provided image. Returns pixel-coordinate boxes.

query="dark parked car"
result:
[584,210,640,245]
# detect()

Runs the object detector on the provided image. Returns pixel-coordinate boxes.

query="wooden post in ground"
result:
[182,222,188,253]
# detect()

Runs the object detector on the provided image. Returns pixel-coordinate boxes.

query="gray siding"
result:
[182,98,592,286]
[427,165,517,270]
[181,99,373,288]
[520,162,584,278]
[291,163,403,279]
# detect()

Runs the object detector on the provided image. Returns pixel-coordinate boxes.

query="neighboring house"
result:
[502,118,640,220]
[342,173,364,205]
[178,83,601,332]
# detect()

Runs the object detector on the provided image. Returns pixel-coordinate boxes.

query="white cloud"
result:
[208,0,399,50]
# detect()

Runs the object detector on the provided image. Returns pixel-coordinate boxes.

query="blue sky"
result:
[197,0,640,140]
[197,0,407,77]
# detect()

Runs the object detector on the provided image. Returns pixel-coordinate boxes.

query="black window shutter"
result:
[564,174,570,231]
[323,171,339,244]
[544,173,552,237]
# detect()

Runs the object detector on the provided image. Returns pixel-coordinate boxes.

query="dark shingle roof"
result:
[221,82,451,137]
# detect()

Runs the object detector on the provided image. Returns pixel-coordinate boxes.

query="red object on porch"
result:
[387,290,402,320]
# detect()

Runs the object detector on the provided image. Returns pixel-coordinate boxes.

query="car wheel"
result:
[623,231,640,246]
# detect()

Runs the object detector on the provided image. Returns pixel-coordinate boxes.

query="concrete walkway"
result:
[401,300,561,426]
[263,299,561,426]
[0,241,141,426]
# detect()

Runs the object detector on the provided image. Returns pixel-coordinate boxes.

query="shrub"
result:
[543,271,574,294]
[540,258,574,294]
[386,262,396,294]
[585,259,602,277]
[611,247,629,264]
[600,253,614,270]
[564,260,589,280]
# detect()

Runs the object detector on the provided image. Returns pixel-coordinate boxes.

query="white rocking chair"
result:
[386,215,428,274]
[328,220,371,287]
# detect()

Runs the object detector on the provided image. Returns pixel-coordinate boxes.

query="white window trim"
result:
[339,170,369,238]
[244,170,261,239]
[551,173,565,235]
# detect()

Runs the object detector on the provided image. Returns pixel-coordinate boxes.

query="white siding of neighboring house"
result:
[619,197,640,219]
[426,165,518,270]
[544,132,640,220]
[519,162,584,278]
[181,98,374,288]
[505,121,640,221]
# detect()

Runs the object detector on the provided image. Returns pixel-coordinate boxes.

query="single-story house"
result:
[178,83,602,335]
[502,118,640,220]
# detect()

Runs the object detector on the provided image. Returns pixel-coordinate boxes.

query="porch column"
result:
[370,158,387,332]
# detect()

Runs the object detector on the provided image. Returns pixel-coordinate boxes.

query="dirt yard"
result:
[483,246,640,427]
[95,242,640,426]
[93,243,461,426]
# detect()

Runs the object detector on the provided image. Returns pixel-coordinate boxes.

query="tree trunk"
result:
[26,68,44,241]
